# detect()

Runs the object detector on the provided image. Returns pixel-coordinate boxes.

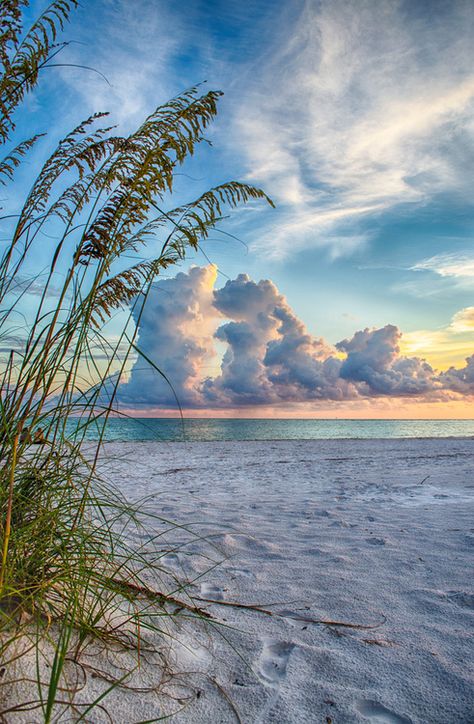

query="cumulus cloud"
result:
[440,355,474,394]
[337,326,439,396]
[203,274,355,404]
[119,266,219,408]
[263,304,352,401]
[116,266,474,410]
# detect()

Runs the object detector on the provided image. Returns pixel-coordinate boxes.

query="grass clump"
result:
[0,1,272,718]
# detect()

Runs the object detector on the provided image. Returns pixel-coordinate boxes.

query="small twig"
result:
[362,638,397,647]
[207,676,243,724]
[109,578,213,619]
[195,597,385,630]
[196,598,273,616]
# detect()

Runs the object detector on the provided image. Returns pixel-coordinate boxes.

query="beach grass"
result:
[0,1,272,717]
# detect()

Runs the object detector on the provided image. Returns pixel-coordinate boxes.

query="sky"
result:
[5,0,474,417]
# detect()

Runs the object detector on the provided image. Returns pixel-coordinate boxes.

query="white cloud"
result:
[337,324,439,396]
[53,0,474,261]
[450,306,474,332]
[412,252,474,280]
[117,266,474,409]
[119,266,220,407]
[233,0,474,257]
[61,0,185,129]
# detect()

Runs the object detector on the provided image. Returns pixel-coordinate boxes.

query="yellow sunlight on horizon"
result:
[400,306,474,370]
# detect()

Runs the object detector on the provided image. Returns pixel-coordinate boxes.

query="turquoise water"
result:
[72,418,474,442]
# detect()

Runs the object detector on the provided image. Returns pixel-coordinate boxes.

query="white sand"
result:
[4,438,473,722]
[92,437,474,724]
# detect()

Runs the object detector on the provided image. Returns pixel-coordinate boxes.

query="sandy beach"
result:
[77,437,473,723]
[4,438,472,722]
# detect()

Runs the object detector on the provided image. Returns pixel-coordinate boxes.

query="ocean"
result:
[73,418,474,442]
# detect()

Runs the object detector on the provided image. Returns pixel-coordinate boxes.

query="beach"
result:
[84,437,473,723]
[4,437,472,722]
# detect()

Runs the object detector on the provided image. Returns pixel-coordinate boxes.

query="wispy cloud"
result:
[39,0,474,263]
[60,0,187,129]
[233,0,474,257]
[411,252,474,280]
[450,306,474,332]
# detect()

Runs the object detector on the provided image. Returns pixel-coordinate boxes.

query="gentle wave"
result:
[67,418,474,442]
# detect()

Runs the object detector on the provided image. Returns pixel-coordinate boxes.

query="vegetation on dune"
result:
[0,1,272,718]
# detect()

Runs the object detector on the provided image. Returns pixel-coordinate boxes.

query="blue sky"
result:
[6,0,474,415]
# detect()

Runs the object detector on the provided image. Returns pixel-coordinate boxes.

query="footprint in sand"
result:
[257,638,295,685]
[224,533,274,554]
[366,537,386,545]
[356,699,413,723]
[226,566,254,579]
[330,520,352,529]
[200,582,224,601]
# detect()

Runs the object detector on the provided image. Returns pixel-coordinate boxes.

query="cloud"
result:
[440,354,474,394]
[263,304,350,401]
[60,0,185,129]
[118,266,219,407]
[337,325,439,396]
[46,0,474,264]
[232,0,474,257]
[9,274,63,299]
[411,252,474,280]
[116,266,474,410]
[203,273,355,404]
[203,275,283,405]
[450,307,474,332]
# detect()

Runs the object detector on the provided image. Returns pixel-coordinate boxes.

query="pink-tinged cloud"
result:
[119,265,219,408]
[203,274,354,404]
[440,354,474,395]
[337,325,440,396]
[117,266,474,410]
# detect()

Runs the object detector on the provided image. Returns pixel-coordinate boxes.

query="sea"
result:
[72,418,474,442]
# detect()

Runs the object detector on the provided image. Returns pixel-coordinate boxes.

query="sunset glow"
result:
[11,0,474,419]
